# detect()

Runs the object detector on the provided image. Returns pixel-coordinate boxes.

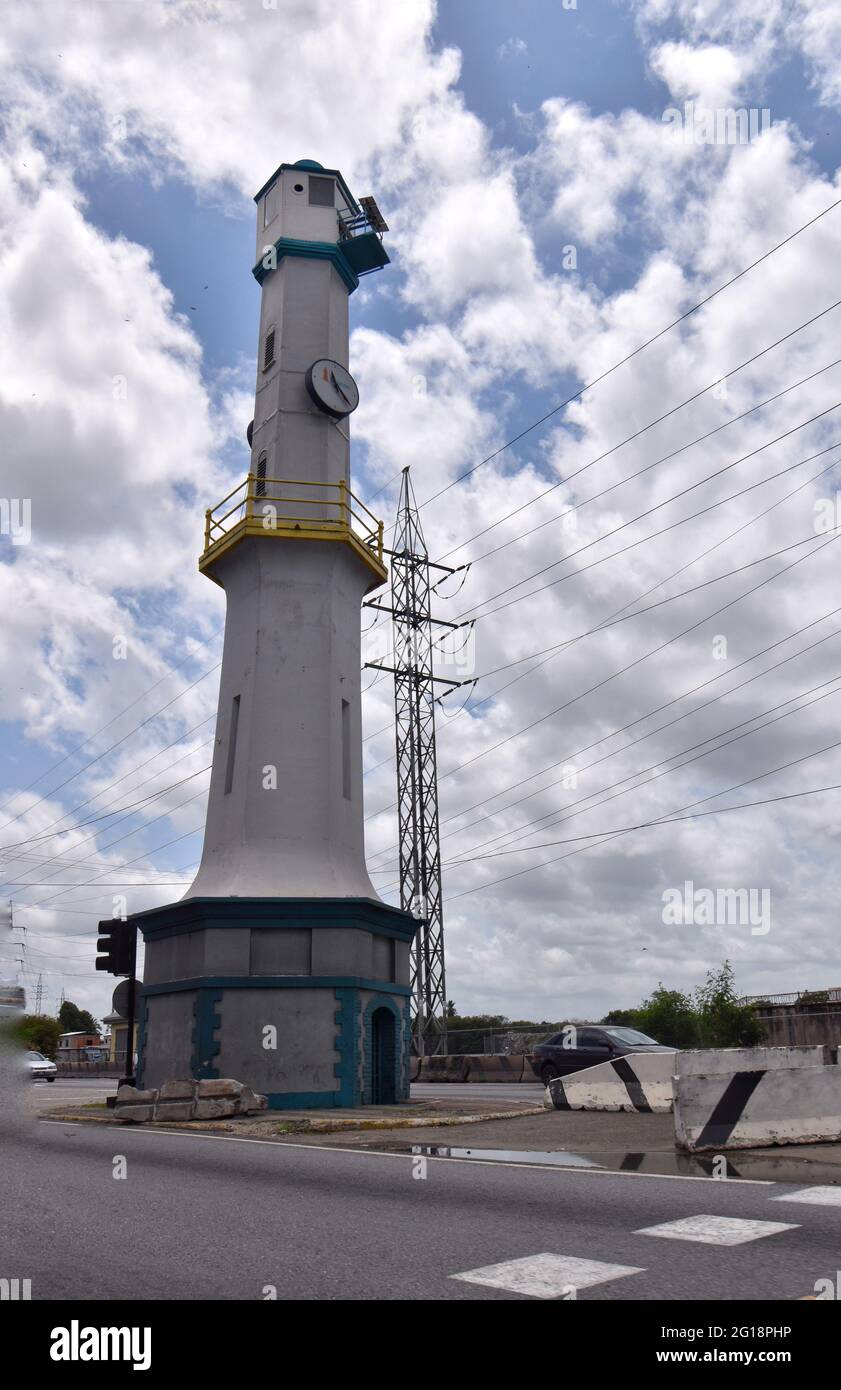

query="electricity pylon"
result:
[365,468,466,1054]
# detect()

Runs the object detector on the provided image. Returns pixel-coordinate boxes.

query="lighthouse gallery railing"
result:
[202,474,385,569]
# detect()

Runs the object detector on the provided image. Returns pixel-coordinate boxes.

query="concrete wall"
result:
[218,988,340,1097]
[144,925,405,989]
[755,1009,841,1048]
[141,992,196,1089]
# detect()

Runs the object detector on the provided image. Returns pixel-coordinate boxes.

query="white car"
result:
[26,1051,57,1081]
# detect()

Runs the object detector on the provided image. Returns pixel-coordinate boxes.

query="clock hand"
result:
[330,370,352,407]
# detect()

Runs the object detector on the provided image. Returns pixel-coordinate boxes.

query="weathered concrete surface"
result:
[544,1053,675,1113]
[464,1055,526,1083]
[47,1091,542,1134]
[115,1077,268,1124]
[277,1107,678,1152]
[675,1063,841,1151]
[412,1054,536,1082]
[677,1045,833,1076]
[420,1056,470,1083]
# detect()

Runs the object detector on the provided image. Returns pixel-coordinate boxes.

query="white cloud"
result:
[498,37,528,60]
[651,40,752,107]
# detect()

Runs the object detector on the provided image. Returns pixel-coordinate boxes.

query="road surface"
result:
[4,1111,839,1300]
[23,1076,545,1113]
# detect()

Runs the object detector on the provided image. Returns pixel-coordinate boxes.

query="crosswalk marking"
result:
[772,1186,841,1207]
[450,1253,644,1299]
[635,1214,799,1245]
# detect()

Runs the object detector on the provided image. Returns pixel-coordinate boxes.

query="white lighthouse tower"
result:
[132,160,417,1108]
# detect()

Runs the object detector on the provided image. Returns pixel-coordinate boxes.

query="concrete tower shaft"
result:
[186,160,387,900]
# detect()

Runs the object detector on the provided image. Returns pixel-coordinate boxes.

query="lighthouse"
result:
[131,160,417,1108]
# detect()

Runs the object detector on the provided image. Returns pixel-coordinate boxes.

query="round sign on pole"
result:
[112,979,131,1018]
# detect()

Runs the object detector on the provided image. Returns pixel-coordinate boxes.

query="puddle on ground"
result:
[352,1141,841,1184]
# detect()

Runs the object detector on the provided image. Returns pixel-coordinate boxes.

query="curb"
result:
[41,1104,545,1136]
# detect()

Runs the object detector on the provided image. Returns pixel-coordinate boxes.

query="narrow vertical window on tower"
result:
[256,452,267,498]
[263,180,277,228]
[341,699,351,800]
[224,695,241,795]
[263,326,275,370]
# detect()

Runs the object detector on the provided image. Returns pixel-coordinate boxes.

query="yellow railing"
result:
[201,474,385,568]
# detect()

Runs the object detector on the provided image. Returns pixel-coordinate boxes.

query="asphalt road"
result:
[5,1114,840,1300]
[23,1077,545,1112]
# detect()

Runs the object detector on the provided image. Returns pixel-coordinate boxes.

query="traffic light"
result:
[95,920,135,976]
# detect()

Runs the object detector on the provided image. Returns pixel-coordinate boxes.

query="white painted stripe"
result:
[636,1215,799,1245]
[772,1186,841,1206]
[36,1120,774,1181]
[450,1252,644,1298]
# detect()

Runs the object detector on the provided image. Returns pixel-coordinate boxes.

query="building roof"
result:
[253,160,360,214]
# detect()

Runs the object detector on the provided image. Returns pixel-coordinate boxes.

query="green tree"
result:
[59,1001,100,1036]
[445,1013,509,1055]
[15,1014,62,1059]
[694,962,763,1047]
[601,1008,642,1028]
[635,985,698,1048]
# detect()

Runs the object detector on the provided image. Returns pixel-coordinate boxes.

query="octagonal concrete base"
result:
[131,897,417,1108]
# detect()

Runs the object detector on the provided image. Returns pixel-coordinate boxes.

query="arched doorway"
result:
[371,1007,396,1104]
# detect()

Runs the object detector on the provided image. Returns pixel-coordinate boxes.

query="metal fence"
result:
[741,988,841,1006]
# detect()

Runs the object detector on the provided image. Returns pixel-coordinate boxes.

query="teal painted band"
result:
[139,975,411,998]
[132,895,417,943]
[333,986,359,1107]
[252,237,359,292]
[191,989,222,1080]
[135,997,149,1089]
[265,1090,343,1110]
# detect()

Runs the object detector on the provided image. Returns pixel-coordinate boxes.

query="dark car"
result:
[528,1025,675,1084]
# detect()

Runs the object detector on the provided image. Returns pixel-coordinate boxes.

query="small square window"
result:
[308,176,335,208]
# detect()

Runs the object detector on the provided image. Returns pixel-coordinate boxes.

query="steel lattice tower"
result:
[366,468,464,1054]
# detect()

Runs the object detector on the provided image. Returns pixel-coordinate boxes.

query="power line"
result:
[0,756,213,859]
[458,355,841,576]
[367,528,839,818]
[438,304,841,564]
[373,672,841,886]
[436,781,841,861]
[363,221,841,650]
[444,736,841,901]
[361,448,841,769]
[408,195,841,517]
[426,616,841,854]
[455,409,841,624]
[6,786,209,904]
[364,405,841,702]
[0,629,220,824]
[442,672,841,868]
[7,821,206,917]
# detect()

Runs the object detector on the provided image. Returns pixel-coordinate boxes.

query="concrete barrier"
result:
[410,1057,421,1083]
[677,1045,833,1076]
[675,1056,841,1151]
[544,1052,675,1113]
[418,1056,470,1083]
[466,1055,526,1083]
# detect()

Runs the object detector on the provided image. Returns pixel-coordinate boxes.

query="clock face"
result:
[305,358,360,418]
